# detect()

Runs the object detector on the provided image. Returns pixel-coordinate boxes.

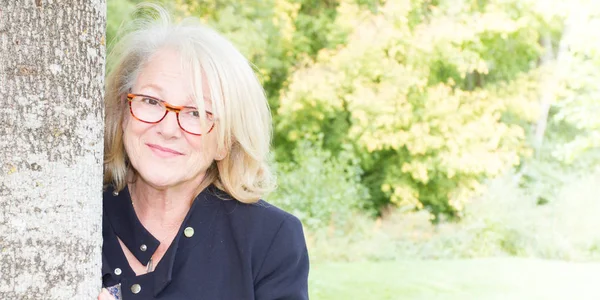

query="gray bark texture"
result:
[0,0,105,299]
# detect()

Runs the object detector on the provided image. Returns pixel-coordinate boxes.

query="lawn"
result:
[309,258,600,300]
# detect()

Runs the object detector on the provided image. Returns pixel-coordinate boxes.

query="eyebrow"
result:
[137,84,212,109]
[139,83,164,93]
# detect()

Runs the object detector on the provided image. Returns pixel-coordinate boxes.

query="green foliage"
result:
[290,0,346,57]
[548,6,600,165]
[309,170,600,263]
[106,0,136,51]
[267,139,370,232]
[514,2,600,200]
[458,171,600,260]
[277,0,538,216]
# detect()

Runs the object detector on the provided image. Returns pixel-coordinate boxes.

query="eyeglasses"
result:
[126,93,215,136]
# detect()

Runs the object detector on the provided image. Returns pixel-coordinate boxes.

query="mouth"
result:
[146,143,184,156]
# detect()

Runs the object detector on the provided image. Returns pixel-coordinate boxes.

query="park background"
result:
[108,1,600,299]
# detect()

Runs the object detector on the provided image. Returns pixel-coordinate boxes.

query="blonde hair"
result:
[104,4,275,202]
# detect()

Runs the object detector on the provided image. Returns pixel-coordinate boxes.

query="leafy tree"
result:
[277,0,543,217]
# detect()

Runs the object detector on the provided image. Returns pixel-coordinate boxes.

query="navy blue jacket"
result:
[102,185,309,299]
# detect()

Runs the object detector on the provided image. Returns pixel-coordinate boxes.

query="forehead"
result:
[135,48,211,105]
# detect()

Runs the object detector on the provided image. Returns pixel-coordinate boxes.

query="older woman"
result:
[98,5,309,300]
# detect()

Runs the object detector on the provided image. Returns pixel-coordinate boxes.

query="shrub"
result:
[305,168,600,262]
[267,139,370,233]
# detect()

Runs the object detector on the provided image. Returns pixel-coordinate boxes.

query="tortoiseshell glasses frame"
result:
[126,93,215,136]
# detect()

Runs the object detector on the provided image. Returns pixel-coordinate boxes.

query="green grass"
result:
[309,258,600,300]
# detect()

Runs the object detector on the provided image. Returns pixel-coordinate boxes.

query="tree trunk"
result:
[0,1,105,299]
[533,32,555,153]
[534,19,573,153]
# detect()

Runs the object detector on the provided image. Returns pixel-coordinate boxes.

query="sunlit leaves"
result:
[278,0,535,215]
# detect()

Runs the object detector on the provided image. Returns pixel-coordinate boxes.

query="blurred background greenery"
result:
[108,0,600,298]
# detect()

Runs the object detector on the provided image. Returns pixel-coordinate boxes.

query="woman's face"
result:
[122,49,223,190]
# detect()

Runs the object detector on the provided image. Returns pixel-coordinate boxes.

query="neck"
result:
[128,174,206,228]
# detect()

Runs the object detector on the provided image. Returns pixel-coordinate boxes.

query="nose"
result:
[155,111,182,138]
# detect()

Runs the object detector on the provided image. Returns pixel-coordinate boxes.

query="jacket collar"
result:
[103,184,223,296]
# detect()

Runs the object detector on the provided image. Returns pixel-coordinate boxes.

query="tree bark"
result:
[534,19,573,153]
[0,1,105,299]
[533,32,555,153]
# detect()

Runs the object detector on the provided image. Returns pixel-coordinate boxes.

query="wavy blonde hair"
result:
[104,4,275,202]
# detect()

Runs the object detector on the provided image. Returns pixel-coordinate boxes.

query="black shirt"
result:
[102,185,309,299]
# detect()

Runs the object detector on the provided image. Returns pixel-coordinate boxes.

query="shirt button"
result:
[140,244,147,251]
[112,191,119,196]
[114,268,122,275]
[131,284,141,294]
[184,227,194,238]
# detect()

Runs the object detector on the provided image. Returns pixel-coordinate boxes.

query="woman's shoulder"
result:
[206,188,309,299]
[205,185,296,223]
[203,186,305,245]
[218,193,303,235]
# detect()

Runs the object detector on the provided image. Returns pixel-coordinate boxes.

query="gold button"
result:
[140,244,147,251]
[114,268,122,275]
[184,227,194,238]
[131,283,141,294]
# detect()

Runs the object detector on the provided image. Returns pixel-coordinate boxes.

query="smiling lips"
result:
[146,143,184,157]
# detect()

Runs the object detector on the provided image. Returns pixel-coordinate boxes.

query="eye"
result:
[142,97,160,106]
[185,110,200,118]
[182,109,213,120]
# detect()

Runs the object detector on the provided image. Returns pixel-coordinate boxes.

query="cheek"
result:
[187,135,218,162]
[122,119,151,158]
[124,114,154,137]
[122,112,128,130]
[122,128,138,161]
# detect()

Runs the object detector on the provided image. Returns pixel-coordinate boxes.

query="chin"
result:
[146,179,176,189]
[136,169,181,189]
